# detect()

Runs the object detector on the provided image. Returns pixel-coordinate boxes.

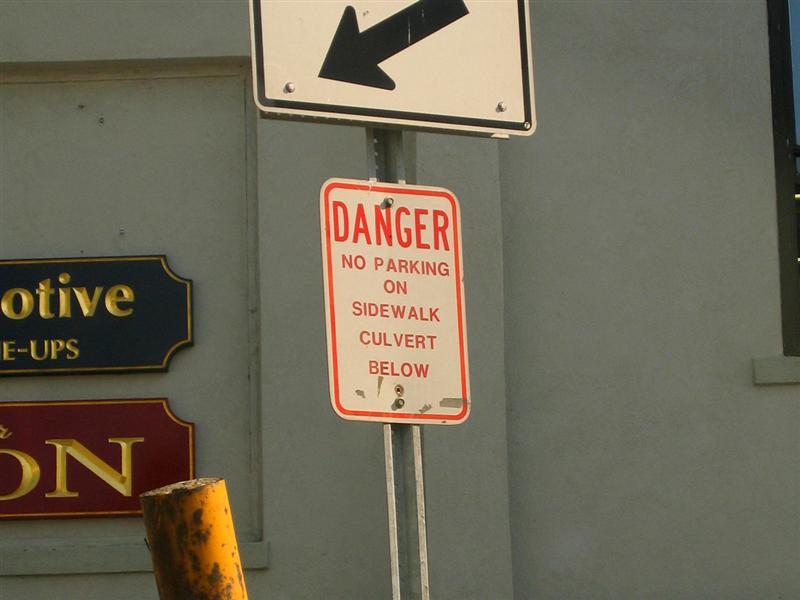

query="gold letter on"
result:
[72,287,103,317]
[45,437,144,498]
[0,449,41,501]
[1,289,34,320]
[105,285,135,317]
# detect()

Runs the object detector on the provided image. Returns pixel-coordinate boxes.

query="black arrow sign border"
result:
[250,0,533,134]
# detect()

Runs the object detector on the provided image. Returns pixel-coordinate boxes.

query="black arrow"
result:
[319,0,470,90]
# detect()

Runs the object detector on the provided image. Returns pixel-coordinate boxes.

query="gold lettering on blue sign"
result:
[0,274,135,321]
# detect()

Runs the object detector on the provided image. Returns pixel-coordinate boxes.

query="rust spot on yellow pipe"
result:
[140,478,248,600]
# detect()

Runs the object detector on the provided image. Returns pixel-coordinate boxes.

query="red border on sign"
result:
[323,180,469,422]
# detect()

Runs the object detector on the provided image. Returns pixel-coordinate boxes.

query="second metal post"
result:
[368,128,430,600]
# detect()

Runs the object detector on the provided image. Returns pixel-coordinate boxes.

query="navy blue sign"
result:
[0,256,192,375]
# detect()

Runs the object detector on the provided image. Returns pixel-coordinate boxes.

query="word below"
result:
[352,301,440,322]
[368,360,430,378]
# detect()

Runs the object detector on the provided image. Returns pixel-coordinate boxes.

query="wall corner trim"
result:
[0,538,269,576]
[752,355,800,385]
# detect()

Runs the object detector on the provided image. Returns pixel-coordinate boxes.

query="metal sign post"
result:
[384,422,429,600]
[319,129,469,595]
[248,3,526,594]
[368,128,430,600]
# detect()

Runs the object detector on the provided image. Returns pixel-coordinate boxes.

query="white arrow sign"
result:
[249,0,535,137]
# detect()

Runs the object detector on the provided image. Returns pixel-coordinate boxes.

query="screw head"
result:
[394,384,404,396]
[284,82,296,93]
[496,101,507,113]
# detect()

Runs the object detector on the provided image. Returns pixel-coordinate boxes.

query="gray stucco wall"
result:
[2,1,798,599]
[502,1,800,598]
[1,2,512,599]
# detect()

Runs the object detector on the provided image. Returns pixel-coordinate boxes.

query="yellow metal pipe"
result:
[140,478,248,600]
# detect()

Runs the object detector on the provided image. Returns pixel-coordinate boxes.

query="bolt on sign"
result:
[0,399,194,519]
[249,0,535,137]
[0,256,192,376]
[320,178,470,424]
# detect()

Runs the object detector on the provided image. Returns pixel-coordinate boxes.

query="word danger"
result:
[331,201,451,250]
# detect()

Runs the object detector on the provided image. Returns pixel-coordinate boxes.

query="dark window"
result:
[767,0,800,355]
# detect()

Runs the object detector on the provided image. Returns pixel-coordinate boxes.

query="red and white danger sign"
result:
[320,178,470,424]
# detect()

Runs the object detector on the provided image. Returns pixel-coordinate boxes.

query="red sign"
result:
[320,178,470,424]
[0,399,194,519]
